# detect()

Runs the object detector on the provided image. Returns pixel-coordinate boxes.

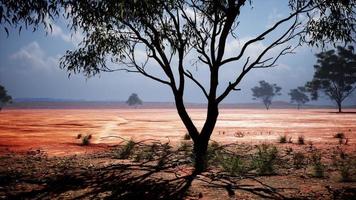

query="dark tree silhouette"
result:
[1,0,355,173]
[126,93,143,107]
[251,81,281,110]
[305,46,356,113]
[289,87,309,109]
[0,85,12,111]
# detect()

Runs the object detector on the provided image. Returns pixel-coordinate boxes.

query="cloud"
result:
[10,42,60,71]
[51,23,83,45]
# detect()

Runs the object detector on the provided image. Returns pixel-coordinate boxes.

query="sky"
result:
[0,1,354,105]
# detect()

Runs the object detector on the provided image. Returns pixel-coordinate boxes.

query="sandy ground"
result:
[0,108,355,156]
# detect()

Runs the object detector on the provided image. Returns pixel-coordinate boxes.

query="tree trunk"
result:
[337,101,342,113]
[193,138,210,174]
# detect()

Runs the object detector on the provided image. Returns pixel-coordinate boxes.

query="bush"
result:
[183,133,191,140]
[297,135,305,145]
[81,134,92,146]
[293,152,305,169]
[332,150,354,182]
[252,144,279,175]
[118,139,136,159]
[311,151,324,178]
[220,155,246,176]
[279,135,287,143]
[334,132,345,139]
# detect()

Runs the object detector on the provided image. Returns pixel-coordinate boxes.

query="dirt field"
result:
[1,108,356,199]
[0,108,355,155]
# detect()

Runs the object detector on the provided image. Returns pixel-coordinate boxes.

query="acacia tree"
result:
[1,0,355,173]
[289,86,309,109]
[306,46,356,113]
[126,93,143,107]
[0,84,12,111]
[251,80,281,110]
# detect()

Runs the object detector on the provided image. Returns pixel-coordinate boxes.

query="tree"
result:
[0,84,12,111]
[289,87,309,109]
[126,93,143,107]
[1,0,355,173]
[305,46,356,113]
[251,81,281,110]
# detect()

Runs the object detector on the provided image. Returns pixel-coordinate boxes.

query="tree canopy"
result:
[0,85,12,110]
[289,86,309,109]
[251,80,281,110]
[306,46,356,112]
[1,0,355,172]
[126,93,143,107]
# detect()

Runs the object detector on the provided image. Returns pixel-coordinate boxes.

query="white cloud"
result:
[10,42,59,71]
[267,9,284,28]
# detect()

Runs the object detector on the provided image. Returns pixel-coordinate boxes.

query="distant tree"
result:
[1,0,355,173]
[251,81,281,110]
[126,93,143,107]
[289,87,309,109]
[306,46,356,113]
[0,85,12,111]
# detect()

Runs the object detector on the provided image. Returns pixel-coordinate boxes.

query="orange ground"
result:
[0,108,355,156]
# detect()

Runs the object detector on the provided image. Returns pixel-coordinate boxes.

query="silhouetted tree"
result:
[289,87,309,109]
[126,93,143,107]
[1,0,355,173]
[306,46,356,113]
[0,85,12,111]
[251,81,281,110]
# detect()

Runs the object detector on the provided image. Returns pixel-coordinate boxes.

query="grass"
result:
[311,151,324,178]
[279,135,287,143]
[252,144,278,175]
[297,135,305,145]
[81,134,92,146]
[220,155,247,176]
[118,139,136,159]
[293,152,305,169]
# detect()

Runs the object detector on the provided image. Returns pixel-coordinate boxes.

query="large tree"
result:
[251,80,281,110]
[306,46,356,113]
[289,86,309,109]
[1,0,355,173]
[0,85,12,111]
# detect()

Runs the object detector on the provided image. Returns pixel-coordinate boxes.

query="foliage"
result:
[126,93,143,107]
[279,135,287,143]
[220,155,247,176]
[334,132,345,139]
[310,151,324,178]
[81,134,92,146]
[2,0,355,172]
[293,152,306,169]
[289,87,309,109]
[252,144,279,175]
[118,139,136,159]
[305,46,356,112]
[251,81,281,110]
[297,135,305,145]
[0,84,12,110]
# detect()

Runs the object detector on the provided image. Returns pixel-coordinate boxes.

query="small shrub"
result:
[118,139,136,159]
[76,134,82,139]
[221,155,246,176]
[288,137,293,143]
[183,133,191,140]
[207,141,221,166]
[334,132,345,139]
[293,152,305,169]
[279,135,287,143]
[311,151,324,178]
[332,150,354,182]
[81,134,91,146]
[297,135,305,145]
[252,144,279,175]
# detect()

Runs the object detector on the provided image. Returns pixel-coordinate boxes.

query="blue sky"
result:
[0,1,353,105]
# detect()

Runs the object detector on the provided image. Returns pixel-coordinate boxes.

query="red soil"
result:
[0,108,355,156]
